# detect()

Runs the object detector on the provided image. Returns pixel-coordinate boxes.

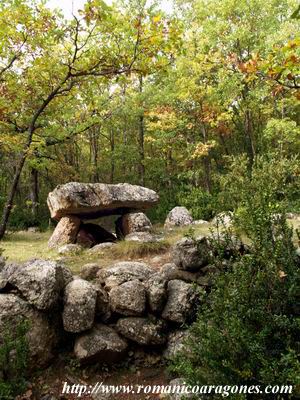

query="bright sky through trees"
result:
[47,0,174,17]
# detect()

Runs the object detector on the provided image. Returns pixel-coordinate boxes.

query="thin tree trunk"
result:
[0,153,27,239]
[138,75,145,186]
[30,167,39,220]
[201,123,212,193]
[110,129,115,184]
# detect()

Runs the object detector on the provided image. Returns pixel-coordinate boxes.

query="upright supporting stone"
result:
[48,216,81,249]
[115,212,152,238]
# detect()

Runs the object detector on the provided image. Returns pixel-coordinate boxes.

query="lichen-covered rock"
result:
[97,261,154,291]
[116,212,152,238]
[58,244,83,255]
[163,330,189,359]
[0,294,59,368]
[172,236,210,271]
[48,216,81,248]
[160,263,199,283]
[124,232,164,243]
[164,207,193,229]
[94,284,110,321]
[74,324,128,364]
[63,279,97,332]
[8,259,72,310]
[80,263,101,281]
[47,182,159,220]
[109,280,146,316]
[116,317,167,345]
[88,242,115,254]
[145,273,168,313]
[0,262,20,291]
[162,280,199,324]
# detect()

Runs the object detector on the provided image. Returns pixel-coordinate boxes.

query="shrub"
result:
[171,154,300,399]
[0,321,29,399]
[176,183,218,221]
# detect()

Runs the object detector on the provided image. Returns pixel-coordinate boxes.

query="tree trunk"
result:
[138,75,145,186]
[110,129,115,184]
[201,123,212,193]
[30,167,39,220]
[0,154,27,239]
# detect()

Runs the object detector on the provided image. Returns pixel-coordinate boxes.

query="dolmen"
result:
[47,182,159,249]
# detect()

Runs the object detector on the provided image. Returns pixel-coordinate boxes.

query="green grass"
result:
[0,224,212,273]
[1,218,298,274]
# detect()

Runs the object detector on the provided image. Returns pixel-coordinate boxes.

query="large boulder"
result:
[76,223,116,248]
[109,280,146,316]
[63,279,97,333]
[115,212,152,238]
[145,273,168,314]
[0,294,59,368]
[47,182,159,220]
[162,280,199,324]
[164,207,193,229]
[172,236,210,271]
[116,317,167,346]
[48,216,81,248]
[74,324,128,364]
[8,259,72,310]
[97,261,154,291]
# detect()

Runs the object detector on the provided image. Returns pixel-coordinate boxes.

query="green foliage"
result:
[171,154,300,399]
[177,185,216,220]
[0,321,29,400]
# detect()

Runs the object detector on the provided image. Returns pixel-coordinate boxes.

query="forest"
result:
[0,0,299,234]
[0,0,300,399]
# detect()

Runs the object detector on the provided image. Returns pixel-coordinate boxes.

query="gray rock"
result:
[94,284,111,321]
[172,236,210,271]
[88,243,115,254]
[8,259,72,310]
[162,280,199,324]
[163,330,189,359]
[116,212,152,237]
[164,207,193,229]
[124,232,163,243]
[80,263,101,280]
[74,324,128,364]
[63,279,97,332]
[58,244,83,255]
[160,263,200,283]
[0,262,20,290]
[145,273,168,313]
[48,216,81,248]
[0,294,59,368]
[109,280,146,316]
[98,261,154,291]
[47,182,159,220]
[116,317,167,345]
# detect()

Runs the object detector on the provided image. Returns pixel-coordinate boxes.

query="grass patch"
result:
[111,239,170,258]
